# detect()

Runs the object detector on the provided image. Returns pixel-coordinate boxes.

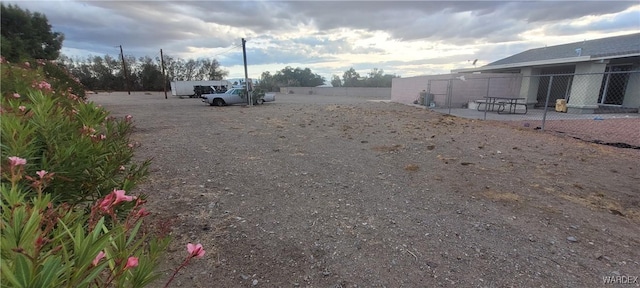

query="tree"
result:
[136,56,163,91]
[365,68,384,87]
[273,66,324,87]
[380,73,400,87]
[59,54,99,90]
[183,59,198,81]
[342,67,361,87]
[161,57,228,81]
[258,71,278,92]
[1,3,64,62]
[364,68,399,87]
[330,75,342,87]
[57,52,229,92]
[340,67,399,87]
[199,58,228,80]
[92,55,118,91]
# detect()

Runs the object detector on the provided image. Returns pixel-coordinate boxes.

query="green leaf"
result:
[76,261,110,287]
[1,260,22,287]
[15,254,32,287]
[34,256,63,287]
[126,221,143,247]
[19,203,42,248]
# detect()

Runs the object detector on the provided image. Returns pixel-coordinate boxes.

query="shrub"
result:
[39,59,86,98]
[1,59,206,287]
[1,60,148,205]
[1,159,168,287]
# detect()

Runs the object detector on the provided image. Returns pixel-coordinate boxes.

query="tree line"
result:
[331,67,399,88]
[57,54,228,92]
[2,3,400,93]
[257,66,400,92]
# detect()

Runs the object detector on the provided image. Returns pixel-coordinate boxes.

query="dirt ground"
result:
[535,118,640,148]
[91,92,639,287]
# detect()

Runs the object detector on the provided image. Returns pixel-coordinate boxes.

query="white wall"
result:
[280,87,391,98]
[391,73,522,107]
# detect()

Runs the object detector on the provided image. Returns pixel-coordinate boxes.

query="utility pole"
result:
[242,38,251,106]
[161,49,167,99]
[119,45,130,95]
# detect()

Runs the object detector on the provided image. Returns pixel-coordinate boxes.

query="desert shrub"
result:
[39,59,86,98]
[1,59,206,287]
[1,161,168,287]
[1,60,149,205]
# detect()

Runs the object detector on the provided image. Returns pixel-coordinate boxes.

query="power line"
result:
[210,44,242,58]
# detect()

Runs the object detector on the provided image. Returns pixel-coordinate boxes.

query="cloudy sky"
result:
[10,0,640,82]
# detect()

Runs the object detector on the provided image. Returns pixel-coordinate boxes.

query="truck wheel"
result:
[213,99,225,106]
[256,99,264,105]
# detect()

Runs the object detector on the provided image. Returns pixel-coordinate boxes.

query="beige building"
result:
[452,33,640,114]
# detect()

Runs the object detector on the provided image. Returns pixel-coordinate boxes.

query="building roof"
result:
[452,33,640,73]
[487,33,640,66]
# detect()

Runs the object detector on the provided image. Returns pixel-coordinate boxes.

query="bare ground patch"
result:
[92,92,640,287]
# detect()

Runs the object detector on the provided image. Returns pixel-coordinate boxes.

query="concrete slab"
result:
[428,107,640,121]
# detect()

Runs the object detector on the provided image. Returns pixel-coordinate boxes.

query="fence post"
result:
[426,79,432,106]
[448,79,453,115]
[478,77,493,120]
[541,75,554,131]
[484,77,491,120]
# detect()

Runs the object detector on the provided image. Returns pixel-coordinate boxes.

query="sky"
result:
[9,0,640,82]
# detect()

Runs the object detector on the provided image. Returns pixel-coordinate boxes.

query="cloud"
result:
[273,1,637,43]
[6,0,639,80]
[542,5,640,36]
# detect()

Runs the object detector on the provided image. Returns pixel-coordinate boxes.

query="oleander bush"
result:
[1,172,168,287]
[0,58,180,287]
[1,59,148,205]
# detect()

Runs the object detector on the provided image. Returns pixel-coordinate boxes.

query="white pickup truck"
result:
[201,88,275,106]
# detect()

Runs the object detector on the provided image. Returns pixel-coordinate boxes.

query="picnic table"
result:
[476,96,527,114]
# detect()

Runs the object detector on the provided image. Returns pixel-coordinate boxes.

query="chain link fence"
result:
[426,71,640,149]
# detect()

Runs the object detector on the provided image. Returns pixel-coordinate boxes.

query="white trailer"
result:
[170,80,231,98]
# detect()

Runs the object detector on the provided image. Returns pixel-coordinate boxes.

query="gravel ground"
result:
[91,91,640,288]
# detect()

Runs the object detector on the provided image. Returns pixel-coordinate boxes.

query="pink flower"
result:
[36,170,47,178]
[98,193,115,212]
[112,189,134,205]
[127,143,134,148]
[119,165,126,171]
[187,243,205,258]
[12,93,20,98]
[125,257,138,269]
[8,156,27,167]
[40,81,52,90]
[0,56,6,63]
[92,251,106,266]
[125,115,133,122]
[18,106,26,112]
[24,61,30,68]
[82,125,96,134]
[99,134,106,140]
[136,208,150,217]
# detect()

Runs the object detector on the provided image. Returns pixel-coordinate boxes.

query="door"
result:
[226,89,246,105]
[598,65,631,105]
[535,66,575,107]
